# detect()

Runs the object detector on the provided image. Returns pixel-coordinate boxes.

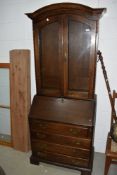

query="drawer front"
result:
[31,131,91,149]
[32,140,90,159]
[30,119,92,138]
[37,151,89,168]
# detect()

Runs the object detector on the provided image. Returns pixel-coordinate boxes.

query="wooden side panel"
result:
[10,50,31,152]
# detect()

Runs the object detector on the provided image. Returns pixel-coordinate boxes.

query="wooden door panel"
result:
[40,22,59,89]
[64,15,96,99]
[68,20,90,92]
[35,17,63,96]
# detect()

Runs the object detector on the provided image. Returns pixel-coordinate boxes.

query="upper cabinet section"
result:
[26,3,106,99]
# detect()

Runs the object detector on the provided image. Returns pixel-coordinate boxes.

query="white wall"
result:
[0,0,117,153]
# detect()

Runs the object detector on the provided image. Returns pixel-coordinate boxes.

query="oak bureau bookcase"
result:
[26,3,106,175]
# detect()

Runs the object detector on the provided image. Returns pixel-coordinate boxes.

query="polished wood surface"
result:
[33,14,95,98]
[27,3,106,99]
[31,131,91,149]
[27,3,106,175]
[29,96,95,172]
[29,95,95,126]
[30,119,92,137]
[32,139,90,158]
[26,3,106,21]
[37,151,89,168]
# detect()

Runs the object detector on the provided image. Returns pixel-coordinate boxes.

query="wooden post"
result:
[10,50,31,152]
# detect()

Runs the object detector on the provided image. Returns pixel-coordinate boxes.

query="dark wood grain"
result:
[26,3,106,21]
[37,151,89,168]
[29,95,95,126]
[39,21,60,91]
[31,140,90,159]
[27,3,105,99]
[31,131,91,149]
[30,119,91,138]
[26,2,106,175]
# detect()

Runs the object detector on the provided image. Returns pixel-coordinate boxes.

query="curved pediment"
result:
[26,3,106,22]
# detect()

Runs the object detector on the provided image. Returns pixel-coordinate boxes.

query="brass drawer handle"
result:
[71,160,79,165]
[69,128,79,135]
[39,144,48,150]
[70,128,73,132]
[38,123,47,129]
[76,142,80,145]
[73,149,75,153]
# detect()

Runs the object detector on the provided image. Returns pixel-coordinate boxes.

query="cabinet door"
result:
[64,15,96,99]
[34,16,63,96]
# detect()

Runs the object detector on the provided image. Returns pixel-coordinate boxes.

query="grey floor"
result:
[0,145,117,175]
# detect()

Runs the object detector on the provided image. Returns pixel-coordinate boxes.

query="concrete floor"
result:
[0,145,117,175]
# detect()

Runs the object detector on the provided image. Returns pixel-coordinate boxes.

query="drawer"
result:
[30,119,92,138]
[31,131,91,149]
[37,151,89,168]
[32,140,90,159]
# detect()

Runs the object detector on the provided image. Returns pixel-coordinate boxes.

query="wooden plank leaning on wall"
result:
[10,50,31,152]
[0,63,11,147]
